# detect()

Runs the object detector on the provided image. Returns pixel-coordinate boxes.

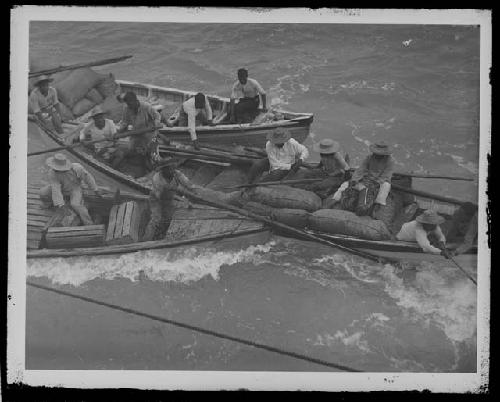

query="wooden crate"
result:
[105,201,144,245]
[46,225,105,249]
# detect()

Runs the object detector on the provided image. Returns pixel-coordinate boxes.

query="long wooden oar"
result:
[28,126,159,157]
[222,178,328,190]
[159,145,255,164]
[29,55,133,78]
[447,254,477,285]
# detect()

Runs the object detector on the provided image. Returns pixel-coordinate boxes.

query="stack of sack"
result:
[29,57,124,122]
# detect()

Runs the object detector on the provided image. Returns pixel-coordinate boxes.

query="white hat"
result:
[46,153,72,171]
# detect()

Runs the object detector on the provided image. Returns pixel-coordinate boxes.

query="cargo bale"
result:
[272,208,309,229]
[95,73,119,99]
[371,191,404,230]
[309,209,391,241]
[58,103,75,121]
[54,67,103,108]
[242,201,274,217]
[72,98,96,117]
[100,95,125,122]
[191,165,223,187]
[85,88,104,105]
[249,185,322,212]
[192,186,242,206]
[207,168,248,192]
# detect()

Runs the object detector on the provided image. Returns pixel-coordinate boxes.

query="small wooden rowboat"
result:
[117,79,313,147]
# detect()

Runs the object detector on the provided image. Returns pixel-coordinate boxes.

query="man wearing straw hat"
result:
[396,209,451,256]
[247,127,309,184]
[143,159,195,242]
[79,106,117,161]
[39,153,103,226]
[29,74,64,134]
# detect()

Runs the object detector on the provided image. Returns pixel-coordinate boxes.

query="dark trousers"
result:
[247,158,291,184]
[234,96,259,123]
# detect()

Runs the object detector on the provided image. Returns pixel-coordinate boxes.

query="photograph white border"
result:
[9,6,491,392]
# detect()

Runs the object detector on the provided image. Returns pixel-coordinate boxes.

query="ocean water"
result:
[26,21,479,372]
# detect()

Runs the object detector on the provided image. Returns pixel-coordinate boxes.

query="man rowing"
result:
[229,68,267,124]
[29,74,64,134]
[39,153,102,225]
[113,91,161,169]
[396,209,451,257]
[143,159,195,241]
[178,92,215,149]
[247,128,309,184]
[78,106,117,162]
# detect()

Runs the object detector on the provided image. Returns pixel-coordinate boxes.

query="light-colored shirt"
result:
[318,153,350,174]
[265,138,309,171]
[151,170,193,202]
[351,155,395,184]
[396,220,446,254]
[29,86,59,114]
[79,119,117,150]
[231,78,266,99]
[182,97,213,141]
[120,101,161,131]
[48,163,99,207]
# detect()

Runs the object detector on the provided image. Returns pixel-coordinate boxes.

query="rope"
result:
[27,281,362,372]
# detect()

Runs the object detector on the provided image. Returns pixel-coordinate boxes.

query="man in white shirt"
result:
[229,68,267,124]
[29,75,64,134]
[247,128,309,183]
[396,209,451,257]
[79,106,117,161]
[178,93,214,149]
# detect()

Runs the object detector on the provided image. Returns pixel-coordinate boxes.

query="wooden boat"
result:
[117,79,313,147]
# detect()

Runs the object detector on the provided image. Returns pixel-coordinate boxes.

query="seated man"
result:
[113,91,162,169]
[301,139,350,198]
[229,68,267,124]
[331,142,395,214]
[79,106,117,161]
[29,75,64,134]
[247,128,309,184]
[143,160,195,241]
[178,92,214,149]
[39,153,102,226]
[396,209,451,257]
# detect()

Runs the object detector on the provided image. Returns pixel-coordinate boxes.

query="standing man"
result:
[39,153,102,225]
[143,160,195,241]
[79,106,117,161]
[113,91,162,168]
[229,68,267,124]
[178,92,214,149]
[247,128,309,183]
[29,75,64,134]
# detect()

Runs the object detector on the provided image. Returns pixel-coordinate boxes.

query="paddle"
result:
[448,255,477,285]
[29,55,133,78]
[28,126,161,157]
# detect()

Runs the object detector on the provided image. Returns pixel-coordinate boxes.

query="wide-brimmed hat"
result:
[89,105,106,119]
[46,153,72,171]
[369,141,393,156]
[33,74,53,86]
[313,139,340,154]
[416,210,445,225]
[267,128,291,144]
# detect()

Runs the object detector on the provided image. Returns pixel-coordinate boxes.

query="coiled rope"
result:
[27,281,362,372]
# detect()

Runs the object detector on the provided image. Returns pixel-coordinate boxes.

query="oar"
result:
[391,183,477,207]
[28,126,160,157]
[174,187,401,265]
[220,178,326,190]
[443,253,477,285]
[159,145,255,164]
[29,55,133,78]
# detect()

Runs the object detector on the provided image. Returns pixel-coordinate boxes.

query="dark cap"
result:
[122,91,138,103]
[237,68,248,76]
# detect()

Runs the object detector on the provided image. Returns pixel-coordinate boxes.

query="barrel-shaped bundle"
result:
[248,185,322,212]
[207,168,248,192]
[192,186,242,207]
[272,208,310,229]
[309,209,391,241]
[54,67,103,109]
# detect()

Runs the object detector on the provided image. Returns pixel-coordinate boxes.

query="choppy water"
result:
[26,21,479,372]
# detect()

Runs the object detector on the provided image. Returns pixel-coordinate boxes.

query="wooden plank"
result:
[106,204,119,242]
[48,230,106,238]
[28,221,47,228]
[28,208,54,217]
[47,235,104,249]
[27,240,40,249]
[48,225,105,233]
[113,203,126,238]
[27,232,42,241]
[27,215,50,223]
[121,202,134,238]
[129,202,144,242]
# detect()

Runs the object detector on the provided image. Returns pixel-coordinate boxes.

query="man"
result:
[247,128,309,184]
[114,91,162,168]
[331,142,395,214]
[396,209,451,257]
[301,139,350,198]
[178,92,215,149]
[229,68,267,124]
[39,153,102,226]
[143,160,195,241]
[79,106,117,161]
[29,75,64,134]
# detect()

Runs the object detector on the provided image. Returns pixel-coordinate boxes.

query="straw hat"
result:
[46,153,72,171]
[33,74,53,86]
[369,141,393,156]
[267,128,291,144]
[313,139,340,154]
[416,210,445,225]
[89,105,106,119]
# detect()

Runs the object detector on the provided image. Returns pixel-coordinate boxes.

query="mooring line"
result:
[27,281,362,372]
